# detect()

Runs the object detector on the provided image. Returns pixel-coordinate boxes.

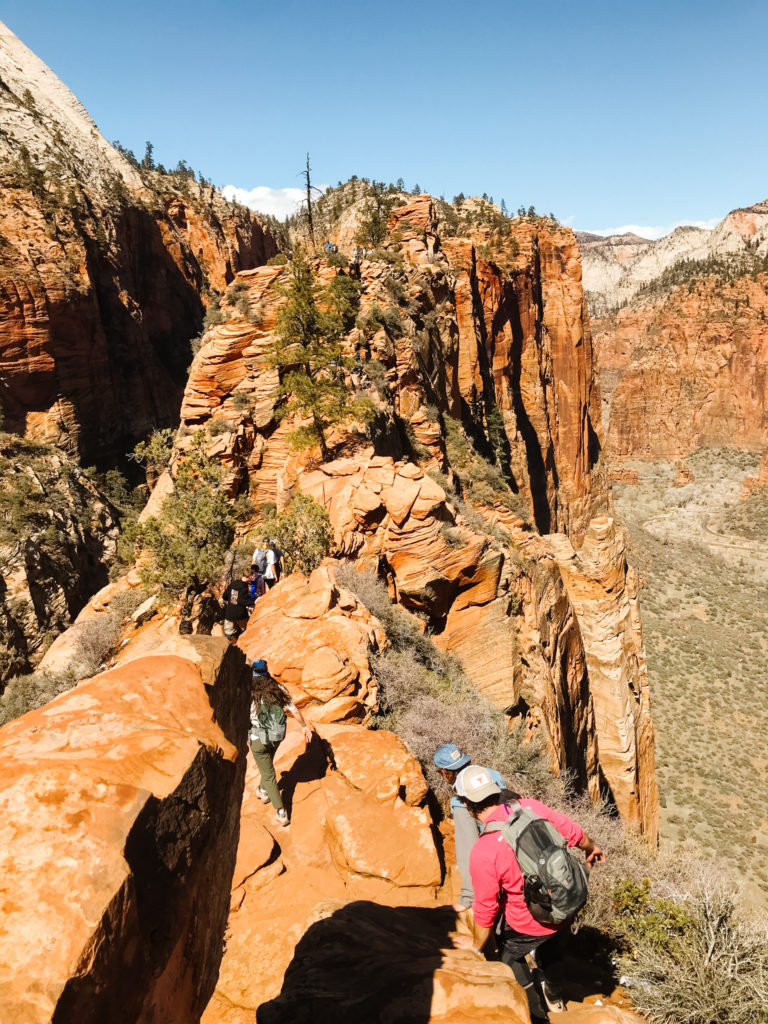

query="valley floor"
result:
[613,450,768,904]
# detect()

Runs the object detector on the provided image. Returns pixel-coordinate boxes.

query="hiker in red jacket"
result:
[452,765,605,1023]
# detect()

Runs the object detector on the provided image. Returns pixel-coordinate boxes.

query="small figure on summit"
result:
[452,765,605,1023]
[249,659,314,828]
[433,743,505,909]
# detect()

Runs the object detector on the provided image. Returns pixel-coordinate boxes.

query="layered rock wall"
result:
[0,21,278,461]
[594,274,768,461]
[168,193,655,835]
[547,519,659,841]
[0,637,250,1023]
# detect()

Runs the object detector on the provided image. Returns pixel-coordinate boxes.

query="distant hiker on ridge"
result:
[433,743,505,909]
[249,659,314,828]
[451,765,605,1023]
[222,571,251,643]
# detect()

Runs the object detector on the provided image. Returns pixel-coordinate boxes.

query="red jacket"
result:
[469,799,584,937]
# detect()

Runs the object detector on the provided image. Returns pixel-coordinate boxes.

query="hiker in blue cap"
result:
[433,743,505,908]
[250,659,314,828]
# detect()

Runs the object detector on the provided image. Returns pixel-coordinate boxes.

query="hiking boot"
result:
[258,787,270,804]
[534,969,566,1013]
[275,808,289,828]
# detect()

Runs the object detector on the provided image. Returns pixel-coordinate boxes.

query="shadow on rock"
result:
[257,902,458,1024]
[279,734,333,816]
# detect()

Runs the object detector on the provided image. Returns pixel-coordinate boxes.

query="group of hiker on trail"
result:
[435,743,605,1022]
[222,538,283,642]
[246,656,605,1023]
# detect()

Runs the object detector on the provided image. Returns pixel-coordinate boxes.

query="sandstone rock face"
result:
[202,722,530,1024]
[546,518,658,841]
[237,565,387,723]
[0,435,119,683]
[594,273,768,461]
[0,637,250,1023]
[167,191,653,831]
[0,21,278,461]
[179,196,606,545]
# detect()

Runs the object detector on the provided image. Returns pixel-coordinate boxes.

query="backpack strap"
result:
[479,802,522,837]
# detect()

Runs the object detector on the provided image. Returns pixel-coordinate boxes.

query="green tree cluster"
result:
[131,436,235,596]
[261,493,332,575]
[269,249,374,460]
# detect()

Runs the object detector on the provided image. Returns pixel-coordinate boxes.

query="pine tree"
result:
[270,250,373,461]
[136,434,236,596]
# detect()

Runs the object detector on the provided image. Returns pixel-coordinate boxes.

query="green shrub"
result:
[136,439,236,596]
[261,493,331,575]
[203,295,224,330]
[267,253,288,266]
[206,416,231,437]
[0,670,75,727]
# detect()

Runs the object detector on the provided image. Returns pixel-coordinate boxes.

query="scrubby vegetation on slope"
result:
[614,451,768,899]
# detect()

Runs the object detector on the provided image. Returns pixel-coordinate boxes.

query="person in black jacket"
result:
[223,572,250,642]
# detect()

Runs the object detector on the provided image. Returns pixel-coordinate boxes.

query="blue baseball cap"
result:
[252,659,268,674]
[433,743,471,771]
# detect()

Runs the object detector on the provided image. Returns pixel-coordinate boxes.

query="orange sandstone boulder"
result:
[0,638,250,1024]
[203,723,446,1023]
[237,565,387,722]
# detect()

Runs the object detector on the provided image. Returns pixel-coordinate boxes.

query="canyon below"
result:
[1,16,767,1024]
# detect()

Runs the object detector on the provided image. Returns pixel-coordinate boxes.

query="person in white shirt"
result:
[264,540,279,588]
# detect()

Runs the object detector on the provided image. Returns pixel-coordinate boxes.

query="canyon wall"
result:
[0,20,278,462]
[0,636,250,1023]
[0,434,119,682]
[173,194,656,837]
[593,273,768,461]
[585,198,768,462]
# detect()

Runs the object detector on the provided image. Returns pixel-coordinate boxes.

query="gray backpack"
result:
[481,803,589,924]
[250,700,287,746]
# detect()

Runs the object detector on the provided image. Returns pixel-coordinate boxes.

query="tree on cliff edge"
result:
[269,249,373,461]
[133,435,235,597]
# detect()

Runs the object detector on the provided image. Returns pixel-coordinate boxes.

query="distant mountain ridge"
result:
[580,201,768,315]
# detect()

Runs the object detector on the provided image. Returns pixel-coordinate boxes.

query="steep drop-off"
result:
[0,20,278,462]
[173,191,657,838]
[0,434,119,682]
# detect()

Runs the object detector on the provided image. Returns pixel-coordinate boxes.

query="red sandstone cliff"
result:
[593,273,768,461]
[171,193,657,838]
[0,21,278,462]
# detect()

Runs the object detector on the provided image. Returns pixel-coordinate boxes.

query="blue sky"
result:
[3,0,767,237]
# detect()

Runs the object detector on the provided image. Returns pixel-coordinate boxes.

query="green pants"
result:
[250,737,283,810]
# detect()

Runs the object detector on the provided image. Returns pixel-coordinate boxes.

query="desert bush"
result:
[0,587,147,726]
[261,493,331,575]
[203,295,224,330]
[206,416,231,437]
[334,564,550,804]
[232,392,253,414]
[267,253,287,266]
[0,669,75,727]
[327,250,348,269]
[618,872,768,1024]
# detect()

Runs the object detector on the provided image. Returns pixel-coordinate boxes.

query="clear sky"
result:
[3,0,767,237]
